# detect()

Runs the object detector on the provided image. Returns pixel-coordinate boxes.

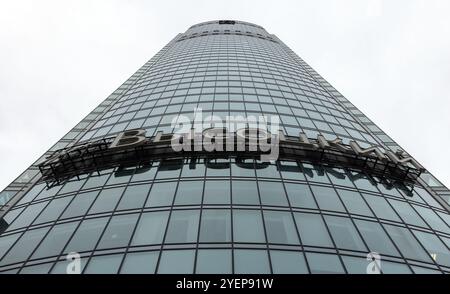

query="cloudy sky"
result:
[0,0,449,191]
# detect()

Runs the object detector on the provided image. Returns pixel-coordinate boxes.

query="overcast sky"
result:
[0,0,449,191]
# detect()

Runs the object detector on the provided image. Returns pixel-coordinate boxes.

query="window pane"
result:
[278,161,305,181]
[132,211,169,245]
[97,214,139,249]
[324,215,367,251]
[342,256,369,274]
[20,263,52,274]
[270,250,308,274]
[34,196,73,224]
[264,210,299,244]
[413,230,450,267]
[294,213,333,247]
[0,227,49,266]
[89,187,125,214]
[120,251,159,274]
[306,253,345,274]
[199,210,231,242]
[32,222,78,259]
[131,165,157,182]
[145,182,177,207]
[337,189,373,216]
[302,163,330,184]
[354,219,399,257]
[206,158,230,176]
[165,210,200,243]
[117,185,150,210]
[258,181,288,206]
[413,205,450,234]
[174,181,203,205]
[232,180,259,205]
[196,249,232,274]
[8,201,47,231]
[231,159,255,177]
[256,163,280,178]
[411,266,442,274]
[284,183,317,209]
[158,250,195,274]
[0,233,21,260]
[389,199,427,227]
[234,249,271,274]
[326,167,354,187]
[84,254,123,274]
[383,224,432,262]
[61,191,98,219]
[82,173,110,190]
[381,261,412,274]
[155,161,182,179]
[311,186,345,212]
[181,161,205,177]
[363,194,401,222]
[233,210,266,243]
[204,181,230,204]
[65,217,108,253]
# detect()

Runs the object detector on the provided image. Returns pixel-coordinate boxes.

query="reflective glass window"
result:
[196,249,232,274]
[165,210,200,243]
[117,185,150,210]
[132,211,169,246]
[354,219,399,257]
[97,214,139,249]
[120,251,159,274]
[32,222,78,259]
[363,194,401,222]
[158,250,195,274]
[258,181,288,206]
[0,233,21,260]
[294,213,333,247]
[199,209,231,242]
[413,230,450,267]
[383,224,432,262]
[389,199,427,227]
[324,215,367,251]
[89,187,125,214]
[413,205,450,234]
[64,217,109,253]
[204,181,230,204]
[174,181,203,205]
[34,196,73,224]
[145,182,177,207]
[284,183,317,209]
[337,189,373,216]
[233,209,265,243]
[270,250,308,274]
[306,253,345,274]
[310,186,345,212]
[0,227,49,266]
[264,210,299,244]
[61,191,98,219]
[84,254,123,274]
[7,201,47,231]
[234,249,271,274]
[381,261,412,274]
[232,180,259,205]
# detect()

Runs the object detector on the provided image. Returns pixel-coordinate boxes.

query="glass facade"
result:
[0,20,449,274]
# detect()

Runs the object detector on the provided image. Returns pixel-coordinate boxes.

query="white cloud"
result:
[0,0,449,190]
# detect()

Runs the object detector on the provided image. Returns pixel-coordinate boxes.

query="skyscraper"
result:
[0,20,449,274]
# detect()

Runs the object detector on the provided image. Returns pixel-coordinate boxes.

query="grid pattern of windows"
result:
[0,20,449,274]
[0,159,449,273]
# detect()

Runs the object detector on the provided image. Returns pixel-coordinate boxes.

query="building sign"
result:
[38,128,424,187]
